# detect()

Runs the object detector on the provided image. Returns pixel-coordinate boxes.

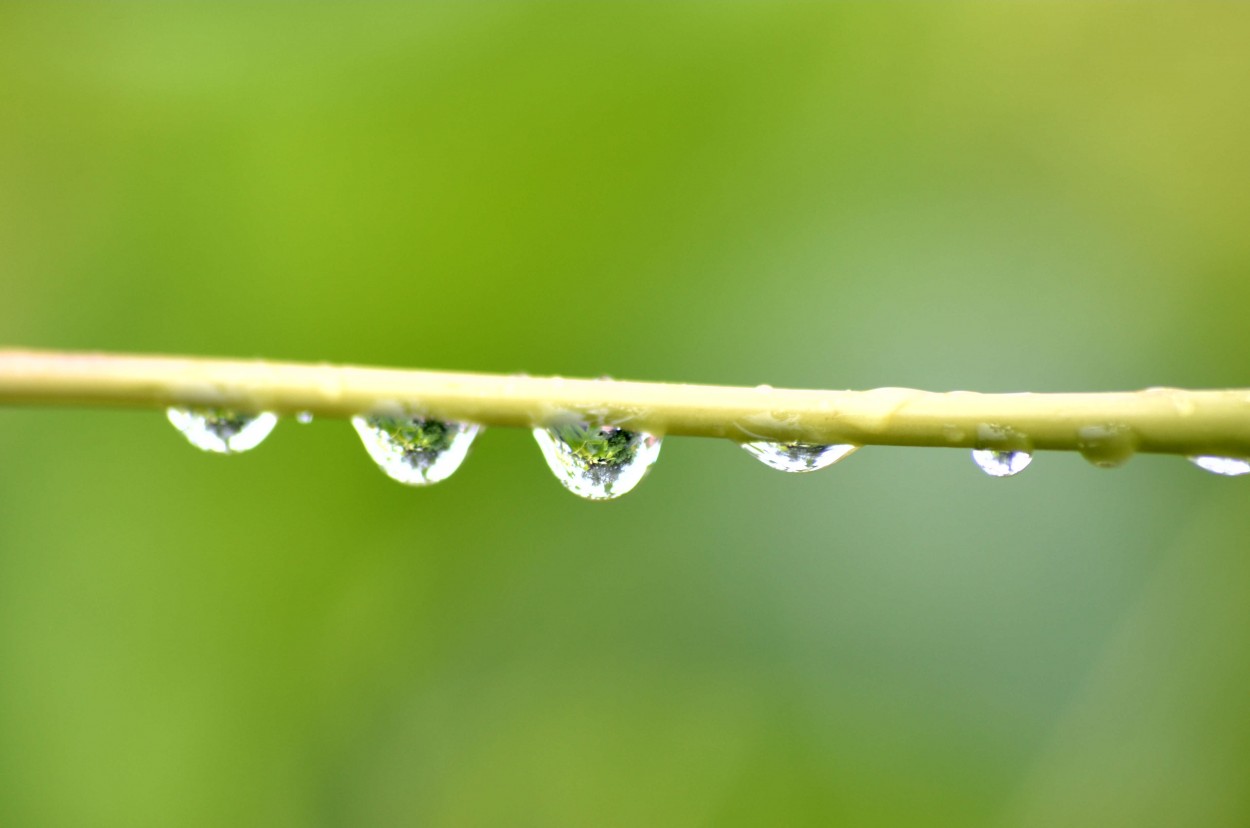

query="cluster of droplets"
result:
[165,407,1250,496]
[164,406,666,500]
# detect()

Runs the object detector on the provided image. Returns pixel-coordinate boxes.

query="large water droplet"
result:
[971,449,1032,477]
[1188,455,1250,477]
[352,415,479,486]
[1077,424,1137,468]
[533,423,661,500]
[740,441,857,473]
[166,407,278,454]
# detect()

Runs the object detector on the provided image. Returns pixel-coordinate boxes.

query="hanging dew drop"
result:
[970,424,1033,477]
[166,407,278,454]
[352,415,479,486]
[971,449,1032,477]
[1188,455,1250,477]
[533,423,661,500]
[740,441,857,473]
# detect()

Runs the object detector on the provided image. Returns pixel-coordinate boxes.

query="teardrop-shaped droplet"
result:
[352,415,479,486]
[166,407,278,454]
[533,423,661,500]
[740,441,857,473]
[1188,455,1250,477]
[971,448,1033,477]
[1076,424,1137,468]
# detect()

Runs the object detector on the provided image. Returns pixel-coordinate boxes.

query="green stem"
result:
[1,349,1247,456]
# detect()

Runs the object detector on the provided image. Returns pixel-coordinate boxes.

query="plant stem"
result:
[1,349,1248,457]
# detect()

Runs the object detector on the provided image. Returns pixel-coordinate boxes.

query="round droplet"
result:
[352,415,479,486]
[740,441,857,473]
[1188,455,1250,477]
[167,407,278,454]
[971,448,1033,477]
[1076,424,1138,468]
[296,411,314,425]
[533,423,661,500]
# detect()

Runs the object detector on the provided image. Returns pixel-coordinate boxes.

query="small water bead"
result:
[1077,424,1138,468]
[1188,455,1250,477]
[740,441,857,473]
[533,423,661,500]
[166,407,278,454]
[352,415,479,486]
[971,449,1033,477]
[296,411,314,425]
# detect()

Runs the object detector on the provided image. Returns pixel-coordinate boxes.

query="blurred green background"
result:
[2,3,1249,826]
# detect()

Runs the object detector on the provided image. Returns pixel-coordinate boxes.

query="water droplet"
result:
[296,411,314,425]
[740,441,857,473]
[1077,424,1138,468]
[352,415,479,486]
[166,407,278,454]
[971,424,1033,476]
[533,423,661,500]
[1188,455,1250,477]
[971,449,1033,477]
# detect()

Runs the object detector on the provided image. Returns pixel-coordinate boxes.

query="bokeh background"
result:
[2,3,1249,826]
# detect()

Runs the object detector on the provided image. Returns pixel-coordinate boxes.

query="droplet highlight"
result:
[166,407,278,454]
[533,423,661,500]
[1188,455,1250,477]
[971,449,1033,477]
[352,415,479,486]
[740,441,857,473]
[296,411,314,425]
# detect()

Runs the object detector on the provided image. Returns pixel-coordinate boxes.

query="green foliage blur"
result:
[2,4,1249,826]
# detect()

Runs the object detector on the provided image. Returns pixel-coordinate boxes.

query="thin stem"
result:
[1,349,1248,457]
